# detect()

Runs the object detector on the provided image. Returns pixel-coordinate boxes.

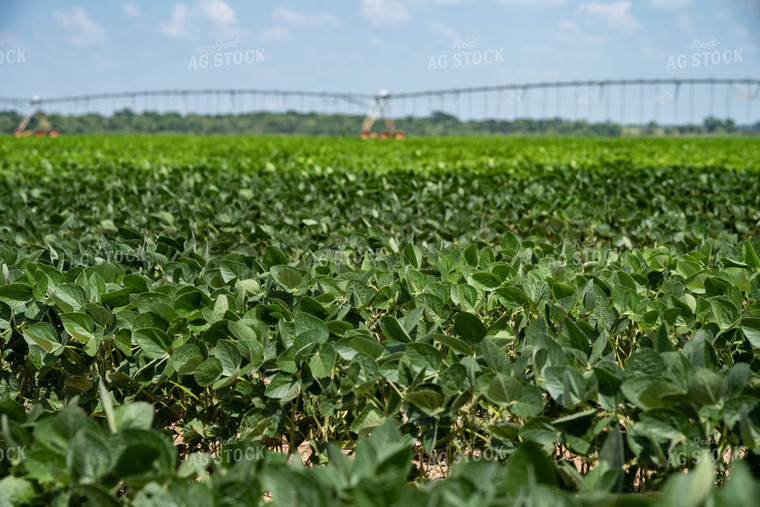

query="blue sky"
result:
[1,0,758,124]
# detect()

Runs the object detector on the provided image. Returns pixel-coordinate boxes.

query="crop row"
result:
[2,137,760,504]
[1,137,759,258]
[1,229,760,503]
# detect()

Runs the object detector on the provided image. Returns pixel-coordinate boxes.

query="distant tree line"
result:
[1,109,757,136]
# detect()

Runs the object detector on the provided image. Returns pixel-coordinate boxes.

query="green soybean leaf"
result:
[50,283,87,312]
[309,344,336,378]
[487,373,523,406]
[264,372,301,403]
[134,328,171,360]
[453,312,487,345]
[23,322,61,354]
[505,442,558,495]
[294,312,329,346]
[194,358,223,387]
[379,315,412,343]
[276,266,303,290]
[60,312,96,344]
[0,283,33,309]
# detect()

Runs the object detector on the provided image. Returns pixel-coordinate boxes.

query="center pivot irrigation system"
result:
[3,78,759,138]
[359,90,405,139]
[12,96,59,137]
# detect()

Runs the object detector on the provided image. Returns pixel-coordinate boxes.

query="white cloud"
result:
[160,1,246,40]
[369,36,386,46]
[123,3,140,18]
[578,1,642,36]
[260,25,290,42]
[54,7,107,47]
[733,25,748,38]
[272,8,340,27]
[430,21,458,39]
[650,0,691,9]
[0,31,24,46]
[361,0,410,27]
[198,0,237,26]
[197,0,247,37]
[497,0,567,6]
[161,4,191,38]
[556,19,604,44]
[674,12,693,33]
